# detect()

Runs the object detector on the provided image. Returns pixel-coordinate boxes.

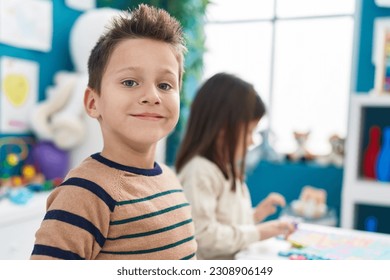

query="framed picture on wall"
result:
[0,56,39,133]
[376,0,390,7]
[0,0,53,52]
[373,18,390,94]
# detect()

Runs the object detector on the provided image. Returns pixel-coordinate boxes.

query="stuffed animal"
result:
[287,131,315,162]
[316,134,345,167]
[31,71,83,150]
[291,185,327,219]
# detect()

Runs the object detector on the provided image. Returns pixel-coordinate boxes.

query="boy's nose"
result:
[139,87,161,105]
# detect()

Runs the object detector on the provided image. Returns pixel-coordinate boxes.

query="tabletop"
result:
[235,223,390,260]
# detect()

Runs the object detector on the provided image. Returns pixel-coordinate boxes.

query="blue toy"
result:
[376,126,390,182]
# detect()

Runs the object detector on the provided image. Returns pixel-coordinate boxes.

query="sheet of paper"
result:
[0,0,53,52]
[376,0,390,7]
[0,57,39,133]
[65,0,96,11]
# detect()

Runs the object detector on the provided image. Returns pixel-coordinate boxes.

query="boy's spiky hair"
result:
[87,4,187,93]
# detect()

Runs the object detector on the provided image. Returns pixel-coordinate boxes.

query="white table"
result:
[235,223,390,260]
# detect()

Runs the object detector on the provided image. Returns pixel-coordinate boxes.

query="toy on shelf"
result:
[0,136,64,184]
[32,141,69,180]
[0,137,30,164]
[22,164,36,181]
[316,134,345,167]
[376,126,390,182]
[290,186,328,219]
[0,137,33,182]
[0,137,58,205]
[286,131,315,162]
[7,188,34,205]
[0,179,55,205]
[362,125,381,179]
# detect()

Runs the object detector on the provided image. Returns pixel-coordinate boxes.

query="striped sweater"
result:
[30,153,197,260]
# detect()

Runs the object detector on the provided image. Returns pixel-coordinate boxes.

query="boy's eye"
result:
[158,83,172,91]
[122,80,138,87]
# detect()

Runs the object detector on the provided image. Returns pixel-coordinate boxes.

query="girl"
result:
[176,73,295,260]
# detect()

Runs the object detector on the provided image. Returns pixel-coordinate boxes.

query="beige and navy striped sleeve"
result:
[30,177,115,260]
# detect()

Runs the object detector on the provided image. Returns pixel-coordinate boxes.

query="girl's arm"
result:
[253,192,286,223]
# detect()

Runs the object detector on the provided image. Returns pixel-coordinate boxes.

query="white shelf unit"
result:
[341,93,390,229]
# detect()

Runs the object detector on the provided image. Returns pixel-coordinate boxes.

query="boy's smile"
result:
[130,112,165,121]
[85,38,180,167]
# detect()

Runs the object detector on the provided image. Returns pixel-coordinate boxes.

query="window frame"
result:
[203,1,355,155]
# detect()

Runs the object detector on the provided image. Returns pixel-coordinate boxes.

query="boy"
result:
[31,4,197,260]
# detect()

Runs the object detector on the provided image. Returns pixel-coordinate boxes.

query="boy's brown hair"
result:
[87,4,187,93]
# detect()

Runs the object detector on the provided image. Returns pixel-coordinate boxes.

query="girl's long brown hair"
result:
[175,73,265,191]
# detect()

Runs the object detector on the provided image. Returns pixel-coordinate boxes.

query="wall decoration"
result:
[0,56,39,133]
[373,18,390,93]
[376,0,390,7]
[66,0,96,11]
[0,0,53,52]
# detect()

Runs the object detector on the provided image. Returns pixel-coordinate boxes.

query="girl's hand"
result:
[254,192,286,223]
[256,220,296,241]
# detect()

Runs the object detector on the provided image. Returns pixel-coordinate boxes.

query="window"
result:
[203,0,355,155]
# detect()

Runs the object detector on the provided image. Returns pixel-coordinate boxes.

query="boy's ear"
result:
[84,87,100,119]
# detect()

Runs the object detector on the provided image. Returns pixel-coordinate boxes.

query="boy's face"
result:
[86,38,180,152]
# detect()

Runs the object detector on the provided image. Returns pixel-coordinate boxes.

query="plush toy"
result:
[316,134,345,167]
[287,131,315,162]
[31,71,83,150]
[30,8,121,167]
[291,185,327,219]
